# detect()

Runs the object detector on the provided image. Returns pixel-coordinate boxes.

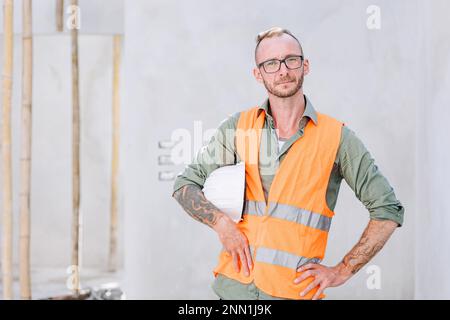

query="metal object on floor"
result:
[44,283,125,300]
[88,282,125,300]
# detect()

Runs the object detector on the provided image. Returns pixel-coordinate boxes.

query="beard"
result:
[263,73,304,98]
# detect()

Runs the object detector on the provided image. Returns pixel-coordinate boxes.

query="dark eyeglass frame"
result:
[257,55,304,73]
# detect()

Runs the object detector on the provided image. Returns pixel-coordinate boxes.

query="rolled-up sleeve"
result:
[338,126,405,227]
[172,112,240,197]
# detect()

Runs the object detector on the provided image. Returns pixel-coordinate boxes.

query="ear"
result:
[253,66,264,84]
[303,58,310,76]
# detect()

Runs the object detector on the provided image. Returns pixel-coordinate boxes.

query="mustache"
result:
[275,77,295,85]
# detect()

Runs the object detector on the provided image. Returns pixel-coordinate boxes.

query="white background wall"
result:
[0,0,124,275]
[415,0,450,300]
[122,0,420,299]
[0,0,449,299]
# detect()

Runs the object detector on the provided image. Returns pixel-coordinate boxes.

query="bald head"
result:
[254,27,303,64]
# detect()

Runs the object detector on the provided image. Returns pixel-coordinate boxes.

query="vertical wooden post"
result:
[70,0,80,296]
[20,0,33,300]
[1,0,14,300]
[108,35,122,272]
[56,0,64,32]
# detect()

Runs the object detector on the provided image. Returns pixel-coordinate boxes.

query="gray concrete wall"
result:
[122,0,423,299]
[0,34,124,270]
[0,0,449,300]
[415,0,450,300]
[0,0,123,35]
[0,0,124,278]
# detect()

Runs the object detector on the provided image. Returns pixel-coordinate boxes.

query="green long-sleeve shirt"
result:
[172,95,404,227]
[173,95,404,299]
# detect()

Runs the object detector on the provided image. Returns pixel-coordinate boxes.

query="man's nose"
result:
[278,61,289,75]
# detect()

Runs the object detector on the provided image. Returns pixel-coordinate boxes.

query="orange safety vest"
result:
[213,105,344,300]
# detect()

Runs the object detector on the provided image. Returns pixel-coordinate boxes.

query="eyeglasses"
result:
[258,55,304,73]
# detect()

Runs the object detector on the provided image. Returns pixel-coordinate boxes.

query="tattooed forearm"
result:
[338,219,398,275]
[172,184,225,228]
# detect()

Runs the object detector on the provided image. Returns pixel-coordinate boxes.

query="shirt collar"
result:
[258,94,318,126]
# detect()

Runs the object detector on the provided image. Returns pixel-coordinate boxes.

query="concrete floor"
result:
[0,268,124,300]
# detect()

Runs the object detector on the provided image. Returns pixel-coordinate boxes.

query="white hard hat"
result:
[202,161,246,223]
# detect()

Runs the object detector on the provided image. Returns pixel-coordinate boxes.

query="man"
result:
[172,27,404,300]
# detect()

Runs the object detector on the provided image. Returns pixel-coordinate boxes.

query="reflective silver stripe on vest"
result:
[255,247,321,270]
[244,200,332,232]
[243,200,266,216]
[269,202,332,232]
